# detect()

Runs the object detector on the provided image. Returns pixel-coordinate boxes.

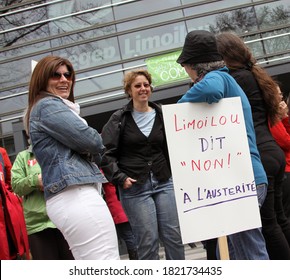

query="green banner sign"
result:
[145,50,189,87]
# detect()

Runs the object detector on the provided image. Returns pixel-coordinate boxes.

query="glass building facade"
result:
[1,0,290,160]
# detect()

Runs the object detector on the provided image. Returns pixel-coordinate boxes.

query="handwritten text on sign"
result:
[162,97,261,243]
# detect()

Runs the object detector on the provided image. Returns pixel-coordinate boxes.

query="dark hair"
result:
[216,32,280,125]
[25,56,76,132]
[123,69,153,98]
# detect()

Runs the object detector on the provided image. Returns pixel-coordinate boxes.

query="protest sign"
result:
[162,97,261,243]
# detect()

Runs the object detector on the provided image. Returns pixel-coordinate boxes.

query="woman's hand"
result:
[279,101,288,118]
[123,177,137,189]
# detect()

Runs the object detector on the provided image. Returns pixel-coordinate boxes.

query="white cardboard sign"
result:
[162,97,261,243]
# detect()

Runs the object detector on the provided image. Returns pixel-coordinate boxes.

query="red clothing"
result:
[0,181,10,259]
[269,116,290,172]
[0,153,30,260]
[0,147,12,187]
[102,182,128,224]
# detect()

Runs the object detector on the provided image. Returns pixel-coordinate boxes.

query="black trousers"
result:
[282,171,290,223]
[203,238,218,260]
[28,227,74,260]
[259,142,290,259]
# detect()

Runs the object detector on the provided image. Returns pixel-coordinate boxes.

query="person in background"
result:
[0,147,12,187]
[0,178,9,259]
[11,142,74,260]
[101,69,185,260]
[176,30,269,260]
[268,88,290,223]
[0,150,30,260]
[102,181,138,260]
[216,32,290,259]
[0,152,12,260]
[24,55,119,260]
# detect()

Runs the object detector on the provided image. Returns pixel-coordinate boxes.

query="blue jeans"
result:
[119,174,185,260]
[227,183,269,260]
[256,183,267,207]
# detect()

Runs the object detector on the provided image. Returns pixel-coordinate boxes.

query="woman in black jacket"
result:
[101,69,185,260]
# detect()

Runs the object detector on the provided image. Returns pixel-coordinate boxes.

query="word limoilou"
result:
[174,113,240,132]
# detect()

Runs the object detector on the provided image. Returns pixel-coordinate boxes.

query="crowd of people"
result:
[1,29,290,260]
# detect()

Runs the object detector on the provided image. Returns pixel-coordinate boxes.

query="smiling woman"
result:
[46,66,73,99]
[101,69,185,260]
[23,55,120,260]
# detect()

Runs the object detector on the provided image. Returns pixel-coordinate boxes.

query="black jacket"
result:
[101,100,171,188]
[229,68,275,146]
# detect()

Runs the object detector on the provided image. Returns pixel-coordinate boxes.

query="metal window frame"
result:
[0,0,289,124]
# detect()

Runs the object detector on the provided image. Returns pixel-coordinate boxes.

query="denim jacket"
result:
[29,93,107,200]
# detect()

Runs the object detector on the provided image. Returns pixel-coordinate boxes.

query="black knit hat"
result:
[177,30,222,65]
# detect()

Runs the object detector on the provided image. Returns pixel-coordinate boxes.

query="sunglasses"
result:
[51,71,73,81]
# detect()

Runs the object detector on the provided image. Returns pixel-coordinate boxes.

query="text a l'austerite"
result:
[182,182,257,212]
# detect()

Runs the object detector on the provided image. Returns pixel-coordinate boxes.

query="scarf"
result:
[59,97,87,125]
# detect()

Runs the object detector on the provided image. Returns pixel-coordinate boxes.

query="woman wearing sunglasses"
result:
[24,56,119,260]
